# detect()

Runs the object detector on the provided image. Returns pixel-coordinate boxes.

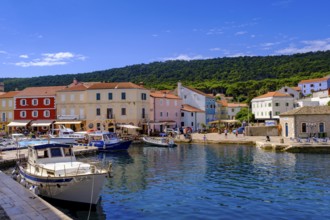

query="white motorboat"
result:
[142,136,177,147]
[49,125,86,144]
[14,143,111,205]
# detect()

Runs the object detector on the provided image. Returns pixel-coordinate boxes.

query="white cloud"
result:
[235,31,247,36]
[162,54,209,61]
[0,50,7,54]
[227,53,252,57]
[15,52,86,67]
[19,54,29,59]
[276,38,330,54]
[210,48,221,51]
[152,34,158,37]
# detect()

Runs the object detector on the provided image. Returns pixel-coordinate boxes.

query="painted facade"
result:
[84,82,150,131]
[177,82,216,128]
[149,92,182,133]
[298,77,330,96]
[181,104,205,132]
[0,91,20,133]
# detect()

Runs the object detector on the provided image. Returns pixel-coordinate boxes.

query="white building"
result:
[180,104,205,132]
[176,82,216,130]
[252,91,295,121]
[277,86,302,100]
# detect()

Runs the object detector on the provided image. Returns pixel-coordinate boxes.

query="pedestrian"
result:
[225,129,228,137]
[235,130,238,137]
[203,134,206,142]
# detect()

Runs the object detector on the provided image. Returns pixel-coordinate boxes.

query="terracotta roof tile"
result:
[217,99,228,107]
[87,82,144,90]
[181,104,204,113]
[16,86,66,96]
[0,91,20,98]
[58,84,88,92]
[254,91,291,99]
[150,92,181,99]
[299,77,329,84]
[291,86,301,91]
[227,103,248,107]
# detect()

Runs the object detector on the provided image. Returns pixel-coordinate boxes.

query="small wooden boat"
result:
[142,136,177,147]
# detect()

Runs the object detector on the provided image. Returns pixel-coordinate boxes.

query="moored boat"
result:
[13,143,111,205]
[142,136,177,147]
[82,131,132,151]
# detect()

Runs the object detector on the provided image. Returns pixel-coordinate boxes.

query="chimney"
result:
[177,81,182,97]
[73,77,78,85]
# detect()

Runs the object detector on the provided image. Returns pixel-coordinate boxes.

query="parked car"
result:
[233,127,245,134]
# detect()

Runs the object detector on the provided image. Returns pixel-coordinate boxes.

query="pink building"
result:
[149,91,182,134]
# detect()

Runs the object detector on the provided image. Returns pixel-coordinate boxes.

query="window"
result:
[44,110,50,117]
[310,84,314,87]
[174,100,177,106]
[166,112,169,117]
[61,94,65,102]
[191,112,194,117]
[181,112,184,117]
[160,99,163,105]
[160,112,163,117]
[319,122,325,133]
[108,93,113,100]
[141,93,147,100]
[96,108,101,116]
[20,111,26,118]
[191,122,194,127]
[284,88,288,92]
[97,123,101,130]
[121,108,126,115]
[20,99,27,106]
[1,100,5,107]
[32,99,38,106]
[96,93,101,100]
[44,98,50,106]
[275,112,280,115]
[107,108,113,119]
[302,123,307,133]
[8,100,12,107]
[32,111,38,117]
[268,103,271,107]
[286,103,289,107]
[275,103,280,107]
[80,94,84,101]
[70,94,74,101]
[142,108,145,118]
[166,100,170,106]
[121,92,126,100]
[50,148,62,157]
[1,113,5,122]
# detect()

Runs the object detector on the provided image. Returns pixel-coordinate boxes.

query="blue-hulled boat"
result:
[86,131,132,151]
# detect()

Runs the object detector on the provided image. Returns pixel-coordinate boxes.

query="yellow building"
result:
[55,84,91,131]
[85,82,150,131]
[56,82,150,132]
[0,91,20,134]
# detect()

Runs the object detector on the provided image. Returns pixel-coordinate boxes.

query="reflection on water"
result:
[7,143,330,219]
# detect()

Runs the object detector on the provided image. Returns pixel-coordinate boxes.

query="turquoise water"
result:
[51,144,330,219]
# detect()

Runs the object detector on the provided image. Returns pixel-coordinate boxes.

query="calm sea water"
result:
[11,143,330,219]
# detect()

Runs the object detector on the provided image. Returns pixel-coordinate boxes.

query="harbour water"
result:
[4,143,330,219]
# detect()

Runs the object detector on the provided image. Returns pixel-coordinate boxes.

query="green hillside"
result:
[2,51,330,102]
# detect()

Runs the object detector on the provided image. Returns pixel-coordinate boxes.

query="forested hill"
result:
[2,51,330,102]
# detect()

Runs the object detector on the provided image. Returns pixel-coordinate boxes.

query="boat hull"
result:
[92,140,132,151]
[18,166,107,205]
[142,137,177,147]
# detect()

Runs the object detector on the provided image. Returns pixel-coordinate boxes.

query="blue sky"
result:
[1,0,330,78]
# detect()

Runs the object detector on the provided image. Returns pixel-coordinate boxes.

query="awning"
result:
[209,119,240,124]
[118,124,142,129]
[31,120,54,127]
[7,121,31,127]
[54,121,82,125]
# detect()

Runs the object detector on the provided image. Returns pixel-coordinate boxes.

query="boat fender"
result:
[20,178,25,186]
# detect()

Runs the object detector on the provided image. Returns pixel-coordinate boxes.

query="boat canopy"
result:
[31,143,72,150]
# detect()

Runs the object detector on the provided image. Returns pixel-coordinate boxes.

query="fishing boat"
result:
[142,136,177,147]
[84,131,132,151]
[14,143,111,205]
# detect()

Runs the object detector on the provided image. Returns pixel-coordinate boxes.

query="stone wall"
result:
[245,126,279,136]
